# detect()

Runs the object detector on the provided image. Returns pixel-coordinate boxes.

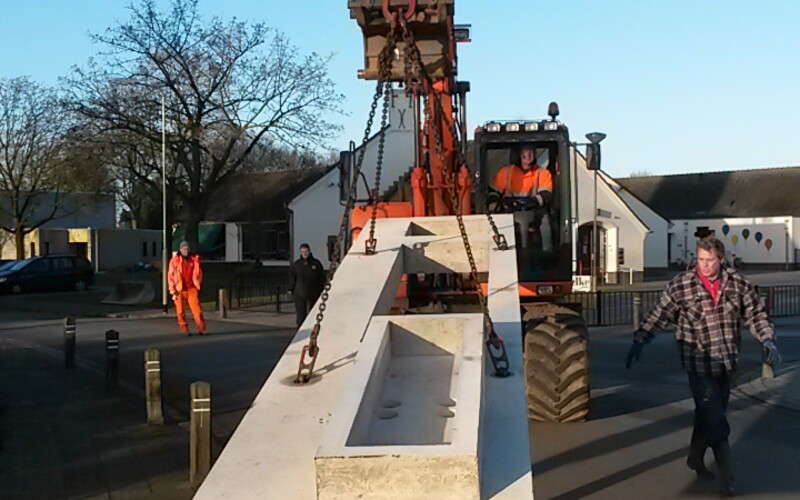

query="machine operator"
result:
[489,145,554,250]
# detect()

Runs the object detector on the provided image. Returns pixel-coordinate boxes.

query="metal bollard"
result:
[64,317,76,369]
[218,288,228,319]
[145,349,164,426]
[190,381,212,487]
[632,293,642,329]
[105,330,119,391]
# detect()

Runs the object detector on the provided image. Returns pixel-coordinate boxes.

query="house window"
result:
[142,242,148,257]
[152,241,157,257]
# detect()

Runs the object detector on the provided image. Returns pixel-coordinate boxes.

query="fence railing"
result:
[222,281,800,324]
[566,285,800,327]
[223,283,292,313]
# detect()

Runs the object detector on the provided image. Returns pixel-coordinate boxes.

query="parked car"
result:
[0,260,17,271]
[0,254,94,294]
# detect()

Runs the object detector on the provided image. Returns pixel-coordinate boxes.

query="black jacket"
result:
[289,254,327,300]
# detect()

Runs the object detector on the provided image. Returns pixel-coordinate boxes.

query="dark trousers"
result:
[688,371,732,450]
[294,296,316,327]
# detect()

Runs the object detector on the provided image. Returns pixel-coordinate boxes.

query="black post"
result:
[277,285,282,313]
[64,317,76,369]
[105,330,119,391]
[596,292,603,326]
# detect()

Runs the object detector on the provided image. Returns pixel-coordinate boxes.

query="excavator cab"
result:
[474,108,574,291]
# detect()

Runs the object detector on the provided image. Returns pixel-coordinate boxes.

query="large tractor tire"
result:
[523,305,589,422]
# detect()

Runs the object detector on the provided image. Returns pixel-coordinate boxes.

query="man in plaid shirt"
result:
[626,236,781,497]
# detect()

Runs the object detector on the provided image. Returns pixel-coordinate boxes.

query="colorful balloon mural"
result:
[742,229,750,240]
[755,232,763,244]
[722,224,730,236]
[731,235,739,247]
[765,239,773,251]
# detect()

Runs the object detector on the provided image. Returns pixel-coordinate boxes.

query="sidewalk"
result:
[0,339,193,499]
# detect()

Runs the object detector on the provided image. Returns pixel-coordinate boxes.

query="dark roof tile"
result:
[617,166,800,219]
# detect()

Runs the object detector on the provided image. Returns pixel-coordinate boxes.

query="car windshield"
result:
[0,261,15,271]
[8,259,32,271]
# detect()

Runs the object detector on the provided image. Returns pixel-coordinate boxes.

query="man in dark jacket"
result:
[289,243,327,327]
[626,236,781,496]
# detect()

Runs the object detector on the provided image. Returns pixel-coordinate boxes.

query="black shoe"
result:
[687,453,715,480]
[712,441,735,497]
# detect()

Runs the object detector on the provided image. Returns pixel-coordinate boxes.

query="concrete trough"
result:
[316,314,484,500]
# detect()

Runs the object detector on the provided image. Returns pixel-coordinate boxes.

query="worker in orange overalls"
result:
[168,240,206,336]
[490,145,554,250]
[492,144,554,208]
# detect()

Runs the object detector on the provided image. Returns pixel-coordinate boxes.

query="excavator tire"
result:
[523,305,589,422]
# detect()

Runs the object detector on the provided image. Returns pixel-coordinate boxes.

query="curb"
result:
[733,361,800,412]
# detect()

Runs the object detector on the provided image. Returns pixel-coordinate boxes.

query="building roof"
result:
[185,168,329,223]
[617,166,800,219]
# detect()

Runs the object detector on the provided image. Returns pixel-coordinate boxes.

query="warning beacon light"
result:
[548,102,560,121]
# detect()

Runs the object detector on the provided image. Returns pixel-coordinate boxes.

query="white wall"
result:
[669,217,795,265]
[290,89,415,268]
[616,189,670,269]
[225,223,241,262]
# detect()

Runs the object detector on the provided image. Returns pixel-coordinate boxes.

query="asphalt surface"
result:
[1,288,799,498]
[0,308,296,499]
[530,317,800,499]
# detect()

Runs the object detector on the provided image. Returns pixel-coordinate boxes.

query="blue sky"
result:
[2,1,799,177]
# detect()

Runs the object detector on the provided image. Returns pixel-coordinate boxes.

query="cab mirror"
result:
[586,143,601,171]
[339,151,352,202]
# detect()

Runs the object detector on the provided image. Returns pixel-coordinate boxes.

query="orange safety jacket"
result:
[493,164,553,206]
[168,253,203,293]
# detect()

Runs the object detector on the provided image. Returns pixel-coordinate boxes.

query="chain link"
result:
[295,30,397,384]
[399,17,509,376]
[365,27,397,255]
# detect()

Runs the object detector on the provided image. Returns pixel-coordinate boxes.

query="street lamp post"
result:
[162,97,168,314]
[585,132,606,293]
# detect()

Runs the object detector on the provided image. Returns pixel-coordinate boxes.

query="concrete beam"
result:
[195,215,532,499]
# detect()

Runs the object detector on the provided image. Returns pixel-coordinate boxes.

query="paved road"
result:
[0,310,296,499]
[531,317,800,499]
[2,298,799,499]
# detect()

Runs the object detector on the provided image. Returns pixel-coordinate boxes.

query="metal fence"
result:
[222,281,800,324]
[224,283,292,313]
[566,285,800,327]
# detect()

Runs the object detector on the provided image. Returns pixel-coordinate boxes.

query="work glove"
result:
[763,339,781,367]
[626,341,644,369]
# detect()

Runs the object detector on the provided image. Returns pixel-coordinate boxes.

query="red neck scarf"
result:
[697,270,721,306]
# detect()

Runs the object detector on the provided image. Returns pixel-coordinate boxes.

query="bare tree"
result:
[64,0,344,247]
[628,170,653,178]
[0,77,76,258]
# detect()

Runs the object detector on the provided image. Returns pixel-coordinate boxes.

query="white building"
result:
[289,89,415,268]
[572,150,670,283]
[618,167,800,269]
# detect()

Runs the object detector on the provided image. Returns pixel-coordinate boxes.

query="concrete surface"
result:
[196,214,533,500]
[315,315,483,499]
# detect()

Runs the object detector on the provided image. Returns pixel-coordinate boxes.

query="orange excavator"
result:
[308,0,593,422]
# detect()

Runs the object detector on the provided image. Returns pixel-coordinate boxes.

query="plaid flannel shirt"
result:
[635,267,775,376]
